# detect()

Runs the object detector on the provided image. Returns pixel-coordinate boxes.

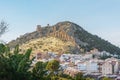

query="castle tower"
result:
[36,25,41,32]
[47,24,50,27]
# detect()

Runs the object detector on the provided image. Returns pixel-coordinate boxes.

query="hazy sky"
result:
[0,0,120,46]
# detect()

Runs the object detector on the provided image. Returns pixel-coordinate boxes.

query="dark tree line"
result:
[75,29,120,55]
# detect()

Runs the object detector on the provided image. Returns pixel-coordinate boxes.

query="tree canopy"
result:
[0,44,95,80]
[0,21,8,37]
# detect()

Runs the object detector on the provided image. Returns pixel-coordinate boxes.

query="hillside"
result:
[8,21,120,55]
[19,37,80,54]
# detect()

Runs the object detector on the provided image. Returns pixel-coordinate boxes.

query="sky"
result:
[0,0,120,46]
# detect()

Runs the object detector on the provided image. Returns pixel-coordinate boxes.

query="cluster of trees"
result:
[0,43,57,80]
[0,43,96,80]
[0,44,32,80]
[0,21,8,43]
[0,21,8,37]
[75,29,120,55]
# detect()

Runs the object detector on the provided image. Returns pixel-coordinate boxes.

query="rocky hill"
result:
[19,37,79,54]
[8,21,120,55]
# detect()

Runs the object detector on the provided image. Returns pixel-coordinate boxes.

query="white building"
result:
[102,58,119,75]
[70,55,82,63]
[60,54,70,62]
[76,59,99,73]
[99,51,111,57]
[86,59,99,73]
[77,61,86,71]
[82,54,93,60]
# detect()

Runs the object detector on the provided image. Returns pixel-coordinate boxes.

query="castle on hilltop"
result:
[36,25,41,32]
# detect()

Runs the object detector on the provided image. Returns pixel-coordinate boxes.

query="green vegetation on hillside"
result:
[75,29,120,54]
[0,44,94,80]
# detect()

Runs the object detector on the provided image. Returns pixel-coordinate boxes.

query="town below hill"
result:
[33,49,120,80]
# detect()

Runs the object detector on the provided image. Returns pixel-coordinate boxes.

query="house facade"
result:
[102,58,119,75]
